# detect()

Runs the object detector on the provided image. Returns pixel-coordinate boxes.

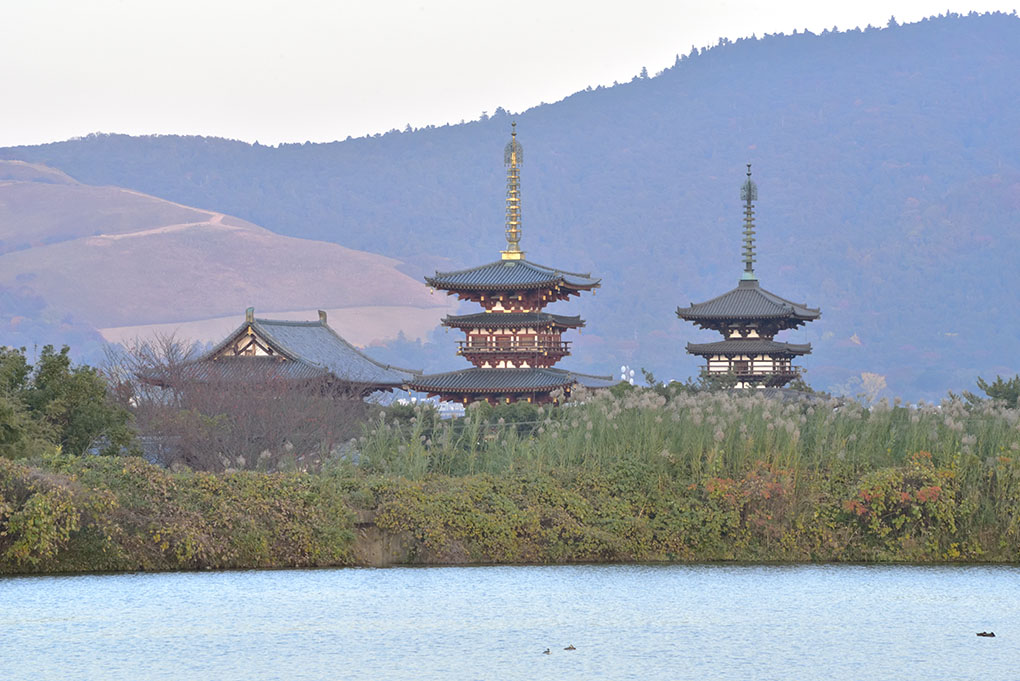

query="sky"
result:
[1,0,1016,148]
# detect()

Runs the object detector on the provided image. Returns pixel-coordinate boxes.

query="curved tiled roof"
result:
[677,279,820,327]
[426,259,600,291]
[443,312,584,329]
[199,316,419,388]
[686,339,812,356]
[178,356,330,382]
[406,367,617,393]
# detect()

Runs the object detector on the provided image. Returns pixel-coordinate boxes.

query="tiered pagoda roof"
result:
[677,279,820,329]
[426,259,599,293]
[407,123,613,404]
[409,367,617,396]
[442,311,584,329]
[685,338,812,356]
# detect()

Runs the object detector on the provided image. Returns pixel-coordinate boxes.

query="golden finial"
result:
[501,122,524,260]
[740,163,758,281]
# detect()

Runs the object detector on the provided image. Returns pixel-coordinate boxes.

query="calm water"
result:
[1,564,1017,680]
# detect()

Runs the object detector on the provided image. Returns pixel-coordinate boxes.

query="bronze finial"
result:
[501,122,525,260]
[740,163,758,281]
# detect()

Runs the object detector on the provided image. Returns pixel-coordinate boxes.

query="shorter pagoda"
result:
[677,166,820,388]
[407,124,615,404]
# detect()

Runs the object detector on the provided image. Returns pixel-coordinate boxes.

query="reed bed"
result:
[352,388,1020,542]
[355,387,1020,479]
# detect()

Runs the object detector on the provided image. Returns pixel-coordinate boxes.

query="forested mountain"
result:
[3,12,1019,399]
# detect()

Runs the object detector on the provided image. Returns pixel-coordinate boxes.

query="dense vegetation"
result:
[0,456,355,571]
[0,345,135,459]
[3,13,1020,399]
[3,370,1020,573]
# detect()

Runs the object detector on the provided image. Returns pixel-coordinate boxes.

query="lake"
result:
[1,564,1016,680]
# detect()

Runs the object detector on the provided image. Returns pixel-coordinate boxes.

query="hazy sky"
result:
[1,0,1016,147]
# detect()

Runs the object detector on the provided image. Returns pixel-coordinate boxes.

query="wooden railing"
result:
[703,366,805,385]
[457,340,571,355]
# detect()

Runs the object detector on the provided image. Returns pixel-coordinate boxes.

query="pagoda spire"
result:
[741,163,758,281]
[501,122,524,260]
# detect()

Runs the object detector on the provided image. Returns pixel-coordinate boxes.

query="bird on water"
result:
[976,632,996,637]
[542,648,551,654]
[564,645,576,650]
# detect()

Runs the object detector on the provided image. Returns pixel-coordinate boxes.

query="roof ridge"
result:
[254,317,324,327]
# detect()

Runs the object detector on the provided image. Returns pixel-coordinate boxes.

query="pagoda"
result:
[406,124,615,404]
[676,165,821,388]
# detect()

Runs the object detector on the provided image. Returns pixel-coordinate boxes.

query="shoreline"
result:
[4,557,1020,580]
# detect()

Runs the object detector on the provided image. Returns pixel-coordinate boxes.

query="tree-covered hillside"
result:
[3,12,1019,399]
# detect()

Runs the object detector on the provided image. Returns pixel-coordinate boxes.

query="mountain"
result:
[3,12,1019,399]
[0,160,454,357]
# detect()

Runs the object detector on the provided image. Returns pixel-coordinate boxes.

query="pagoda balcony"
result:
[702,365,805,388]
[457,339,571,356]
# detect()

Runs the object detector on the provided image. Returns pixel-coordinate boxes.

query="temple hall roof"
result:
[685,339,812,356]
[406,367,617,394]
[426,259,600,292]
[174,355,330,383]
[442,311,584,329]
[194,314,419,389]
[677,279,820,328]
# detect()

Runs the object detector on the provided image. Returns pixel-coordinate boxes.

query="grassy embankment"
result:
[2,388,1019,573]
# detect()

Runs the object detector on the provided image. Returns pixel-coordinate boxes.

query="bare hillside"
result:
[0,160,453,345]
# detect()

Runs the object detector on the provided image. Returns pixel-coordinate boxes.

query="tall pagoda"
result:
[676,165,821,388]
[406,124,615,404]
